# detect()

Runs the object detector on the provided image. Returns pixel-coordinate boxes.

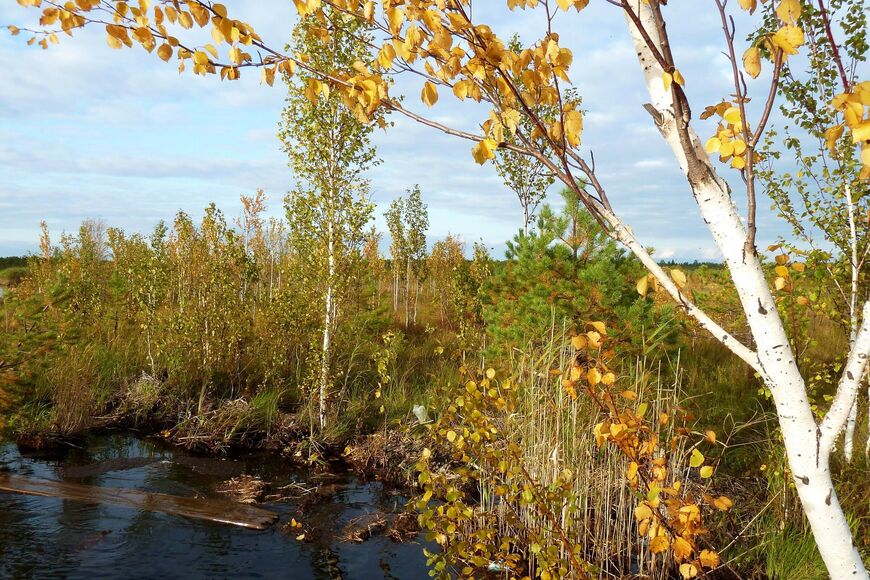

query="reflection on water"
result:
[0,434,431,579]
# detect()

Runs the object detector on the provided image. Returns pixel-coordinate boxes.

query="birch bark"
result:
[624,3,869,575]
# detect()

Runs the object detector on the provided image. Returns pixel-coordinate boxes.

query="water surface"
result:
[0,434,431,579]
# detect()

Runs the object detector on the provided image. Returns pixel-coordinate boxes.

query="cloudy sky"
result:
[0,1,815,260]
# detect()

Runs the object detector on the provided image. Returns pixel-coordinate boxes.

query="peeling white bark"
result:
[624,2,869,576]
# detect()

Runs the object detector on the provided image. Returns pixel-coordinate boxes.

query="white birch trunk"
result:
[319,220,335,431]
[624,4,869,576]
[844,183,859,461]
[404,257,411,327]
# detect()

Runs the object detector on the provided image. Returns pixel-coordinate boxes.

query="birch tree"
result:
[493,35,559,234]
[279,6,377,431]
[384,196,406,317]
[757,0,869,460]
[10,0,870,575]
[404,184,429,325]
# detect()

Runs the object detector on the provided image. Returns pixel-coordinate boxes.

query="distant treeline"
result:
[0,256,27,270]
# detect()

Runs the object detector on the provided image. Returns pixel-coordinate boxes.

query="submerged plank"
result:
[0,473,278,530]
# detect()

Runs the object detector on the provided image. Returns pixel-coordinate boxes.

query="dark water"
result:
[0,434,432,579]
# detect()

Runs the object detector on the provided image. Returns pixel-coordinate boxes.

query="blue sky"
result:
[0,1,808,260]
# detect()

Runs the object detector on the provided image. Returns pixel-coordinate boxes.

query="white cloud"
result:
[0,1,798,260]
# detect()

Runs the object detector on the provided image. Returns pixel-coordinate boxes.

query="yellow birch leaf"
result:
[586,330,602,348]
[679,563,699,579]
[263,66,276,87]
[589,321,607,335]
[673,69,685,86]
[775,0,801,24]
[378,43,395,70]
[587,367,602,386]
[824,124,844,152]
[670,269,687,288]
[634,502,652,521]
[157,43,172,61]
[106,32,123,49]
[705,137,721,153]
[712,495,734,510]
[192,50,209,66]
[637,275,649,297]
[662,71,673,92]
[737,0,757,12]
[775,265,789,278]
[569,366,583,381]
[564,109,583,147]
[627,462,639,483]
[699,549,721,568]
[851,120,870,143]
[700,465,714,478]
[673,536,693,562]
[387,7,404,34]
[723,107,741,125]
[649,535,669,553]
[743,46,761,78]
[690,448,705,467]
[471,138,497,165]
[421,81,438,107]
[770,25,805,55]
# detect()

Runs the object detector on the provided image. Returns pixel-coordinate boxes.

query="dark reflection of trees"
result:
[303,544,343,580]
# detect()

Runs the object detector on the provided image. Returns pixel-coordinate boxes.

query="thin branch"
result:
[815,0,850,91]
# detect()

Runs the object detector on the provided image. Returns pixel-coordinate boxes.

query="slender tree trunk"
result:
[413,279,420,323]
[319,220,336,431]
[844,182,859,461]
[393,266,399,313]
[405,257,411,327]
[625,6,868,576]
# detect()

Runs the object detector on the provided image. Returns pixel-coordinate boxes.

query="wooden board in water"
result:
[0,473,278,530]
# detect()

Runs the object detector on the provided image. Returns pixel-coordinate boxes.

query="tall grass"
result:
[507,330,693,578]
[420,324,701,578]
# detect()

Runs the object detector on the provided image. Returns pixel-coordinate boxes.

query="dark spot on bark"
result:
[757,298,767,315]
[797,475,809,485]
[773,344,783,349]
[825,488,832,505]
[847,371,854,380]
